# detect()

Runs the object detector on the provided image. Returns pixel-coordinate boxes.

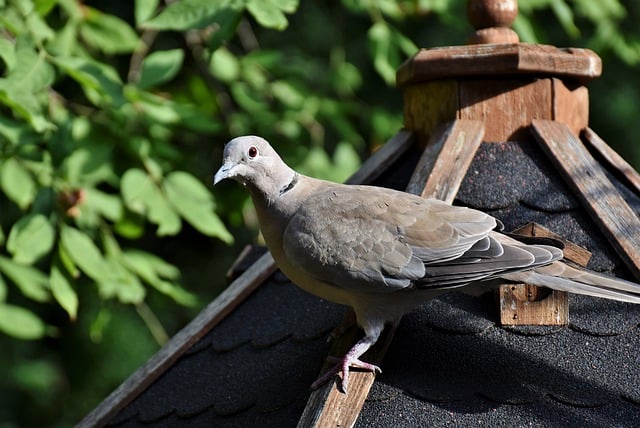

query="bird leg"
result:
[311,329,382,393]
[326,308,357,343]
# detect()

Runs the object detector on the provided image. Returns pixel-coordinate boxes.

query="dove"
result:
[214,135,640,392]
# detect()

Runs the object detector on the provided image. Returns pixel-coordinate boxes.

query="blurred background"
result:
[0,1,639,426]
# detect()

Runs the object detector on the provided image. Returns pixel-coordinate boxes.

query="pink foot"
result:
[311,355,381,392]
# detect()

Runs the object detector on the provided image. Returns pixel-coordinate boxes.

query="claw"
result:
[311,355,381,393]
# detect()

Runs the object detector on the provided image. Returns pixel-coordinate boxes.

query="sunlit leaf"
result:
[59,226,109,281]
[50,263,78,321]
[137,49,184,89]
[209,47,240,83]
[246,0,298,30]
[0,157,36,209]
[80,6,139,54]
[142,0,238,30]
[0,303,47,339]
[7,213,55,264]
[121,168,182,236]
[163,171,233,242]
[83,187,123,222]
[96,258,146,304]
[135,0,160,25]
[122,250,196,306]
[54,56,125,107]
[0,256,49,302]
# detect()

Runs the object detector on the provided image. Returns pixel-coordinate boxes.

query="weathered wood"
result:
[79,130,416,428]
[511,222,592,267]
[406,120,485,201]
[397,44,602,87]
[532,119,640,282]
[459,78,552,142]
[582,127,640,196]
[499,223,592,326]
[297,129,477,427]
[551,78,589,137]
[76,252,278,428]
[346,130,414,185]
[402,80,458,147]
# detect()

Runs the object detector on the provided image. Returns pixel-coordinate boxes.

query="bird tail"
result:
[502,262,640,304]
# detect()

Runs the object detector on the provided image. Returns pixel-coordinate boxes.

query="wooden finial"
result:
[467,0,519,44]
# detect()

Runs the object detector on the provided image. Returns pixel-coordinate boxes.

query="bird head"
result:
[214,136,296,198]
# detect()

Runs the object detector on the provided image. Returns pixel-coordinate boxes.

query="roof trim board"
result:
[532,119,640,281]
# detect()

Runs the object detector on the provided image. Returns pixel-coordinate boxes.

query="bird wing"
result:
[281,185,547,293]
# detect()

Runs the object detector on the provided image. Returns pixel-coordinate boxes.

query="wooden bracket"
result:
[499,222,591,326]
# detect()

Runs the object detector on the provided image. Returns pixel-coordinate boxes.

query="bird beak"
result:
[213,162,234,185]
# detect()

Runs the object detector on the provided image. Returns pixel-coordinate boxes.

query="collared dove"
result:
[214,135,640,392]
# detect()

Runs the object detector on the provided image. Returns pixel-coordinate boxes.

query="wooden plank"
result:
[582,127,640,196]
[298,124,483,427]
[552,78,589,137]
[532,119,640,282]
[499,223,591,326]
[76,252,277,428]
[459,78,551,142]
[511,222,592,267]
[346,130,415,185]
[406,119,485,201]
[80,130,416,428]
[397,43,602,87]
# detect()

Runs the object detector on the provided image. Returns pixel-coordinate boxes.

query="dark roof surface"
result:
[108,139,640,427]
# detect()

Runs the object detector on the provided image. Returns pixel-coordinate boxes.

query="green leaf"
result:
[0,36,55,131]
[137,49,185,89]
[209,47,240,83]
[0,274,7,302]
[122,250,196,306]
[0,256,49,302]
[64,144,115,186]
[54,56,125,107]
[163,171,233,242]
[79,6,139,54]
[57,242,79,279]
[59,226,109,281]
[83,187,123,222]
[0,303,47,340]
[50,263,78,321]
[135,0,160,26]
[121,168,182,236]
[7,213,55,264]
[0,38,16,70]
[0,157,36,209]
[143,0,239,30]
[246,0,298,30]
[96,258,146,304]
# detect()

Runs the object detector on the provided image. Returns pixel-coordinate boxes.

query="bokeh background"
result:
[0,1,639,426]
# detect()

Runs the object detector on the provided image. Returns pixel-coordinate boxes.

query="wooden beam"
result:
[499,223,591,326]
[78,130,417,428]
[406,119,485,201]
[298,123,483,428]
[397,43,602,87]
[532,119,640,281]
[582,127,640,196]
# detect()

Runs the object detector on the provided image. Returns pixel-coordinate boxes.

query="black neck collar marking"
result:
[279,173,299,196]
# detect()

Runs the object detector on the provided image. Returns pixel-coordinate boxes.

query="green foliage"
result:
[1,0,639,426]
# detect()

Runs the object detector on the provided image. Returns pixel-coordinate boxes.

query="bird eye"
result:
[248,146,258,159]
